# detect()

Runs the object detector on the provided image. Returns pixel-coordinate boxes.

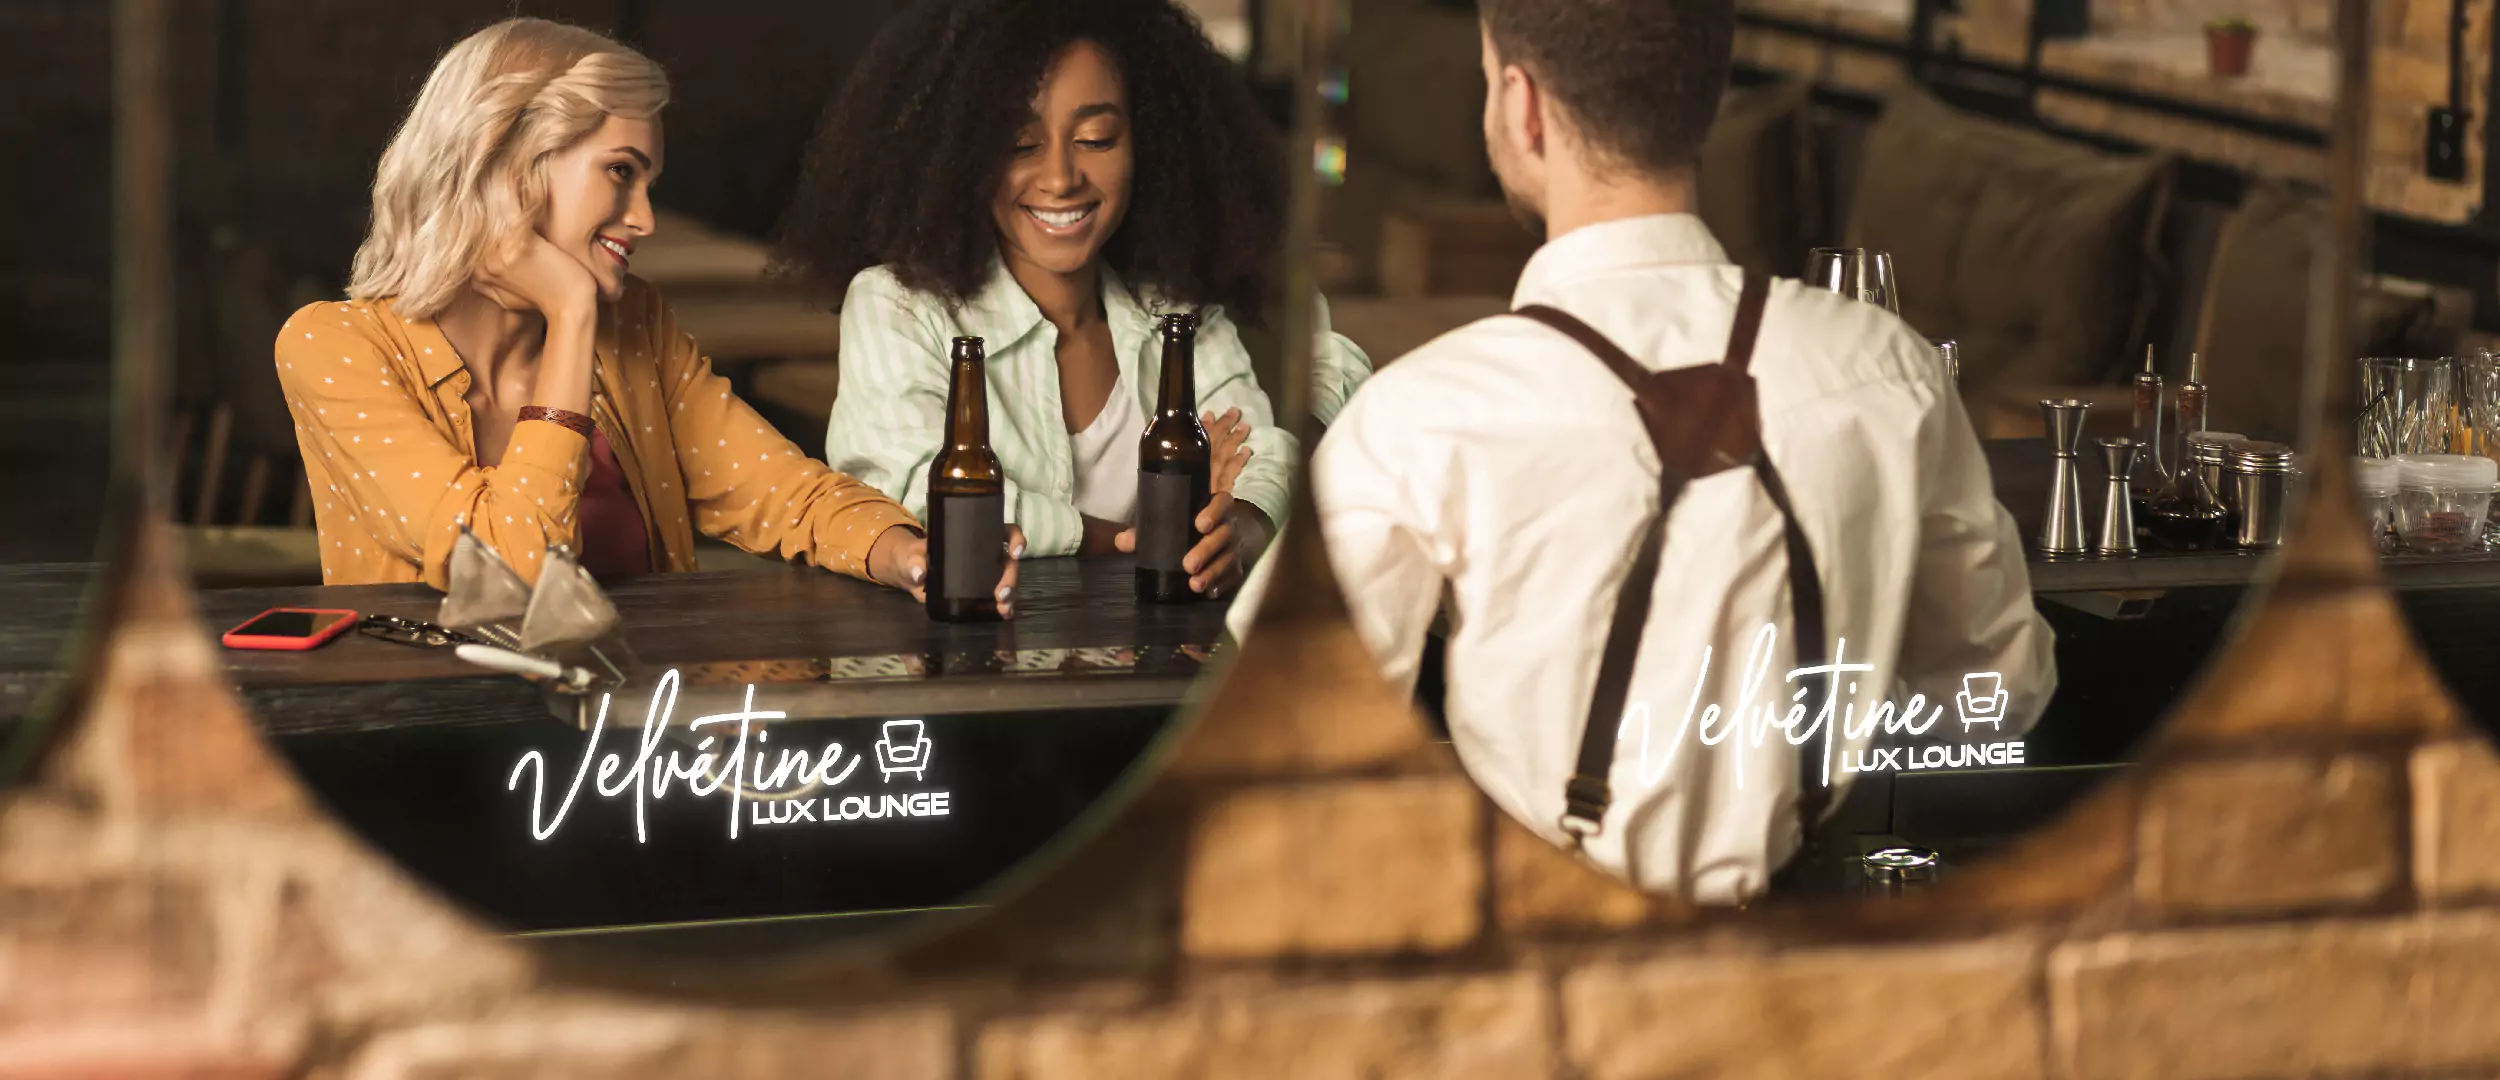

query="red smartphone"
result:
[220,608,359,651]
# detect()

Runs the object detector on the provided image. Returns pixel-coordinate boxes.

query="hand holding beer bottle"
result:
[893,336,1024,621]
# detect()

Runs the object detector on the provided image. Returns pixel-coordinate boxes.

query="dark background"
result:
[0,0,919,560]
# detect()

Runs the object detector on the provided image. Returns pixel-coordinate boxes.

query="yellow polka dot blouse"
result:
[276,276,919,590]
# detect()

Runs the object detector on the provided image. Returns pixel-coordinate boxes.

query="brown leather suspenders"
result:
[1511,270,1833,850]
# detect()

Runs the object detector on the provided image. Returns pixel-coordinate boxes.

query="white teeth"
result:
[1027,206,1092,228]
[598,238,630,262]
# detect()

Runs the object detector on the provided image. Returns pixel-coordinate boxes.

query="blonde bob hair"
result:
[348,19,669,319]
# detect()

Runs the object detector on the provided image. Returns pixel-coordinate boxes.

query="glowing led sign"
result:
[505,669,951,842]
[1615,624,2027,793]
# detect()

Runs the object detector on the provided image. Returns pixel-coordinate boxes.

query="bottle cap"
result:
[2226,440,2297,474]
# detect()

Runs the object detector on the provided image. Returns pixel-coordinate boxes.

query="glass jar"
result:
[2353,456,2398,552]
[2186,431,2249,512]
[2393,454,2500,554]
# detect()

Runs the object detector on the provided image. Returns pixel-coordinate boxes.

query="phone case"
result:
[220,608,360,651]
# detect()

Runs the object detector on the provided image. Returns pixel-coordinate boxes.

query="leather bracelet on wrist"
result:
[516,406,595,438]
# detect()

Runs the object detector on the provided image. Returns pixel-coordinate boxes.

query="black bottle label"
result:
[935,493,1005,600]
[1137,471,1202,573]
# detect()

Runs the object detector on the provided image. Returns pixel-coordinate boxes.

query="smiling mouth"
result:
[595,235,632,269]
[1023,204,1097,234]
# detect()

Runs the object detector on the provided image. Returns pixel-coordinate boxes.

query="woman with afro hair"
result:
[773,0,1370,597]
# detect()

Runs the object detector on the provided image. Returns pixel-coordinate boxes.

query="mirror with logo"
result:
[1240,0,2381,904]
[157,0,1328,957]
[0,5,142,785]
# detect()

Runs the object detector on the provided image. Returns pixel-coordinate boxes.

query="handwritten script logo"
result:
[1614,624,2025,795]
[505,669,951,843]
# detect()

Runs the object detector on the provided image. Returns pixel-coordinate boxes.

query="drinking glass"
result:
[2357,357,2456,458]
[2458,350,2500,542]
[2456,350,2500,458]
[1805,248,1900,314]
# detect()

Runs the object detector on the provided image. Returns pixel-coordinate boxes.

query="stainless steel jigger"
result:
[2039,399,2091,556]
[2096,437,2141,556]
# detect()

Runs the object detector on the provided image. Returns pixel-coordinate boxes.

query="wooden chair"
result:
[173,229,326,588]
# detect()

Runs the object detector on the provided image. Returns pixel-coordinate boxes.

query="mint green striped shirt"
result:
[826,260,1373,556]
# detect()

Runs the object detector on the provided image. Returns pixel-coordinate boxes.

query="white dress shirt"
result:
[1232,215,2056,904]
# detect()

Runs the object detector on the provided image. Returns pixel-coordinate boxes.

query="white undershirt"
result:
[1068,369,1143,523]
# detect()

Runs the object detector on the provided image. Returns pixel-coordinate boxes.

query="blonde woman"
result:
[278,18,1019,613]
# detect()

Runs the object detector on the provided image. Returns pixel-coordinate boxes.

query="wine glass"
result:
[1805,247,1900,314]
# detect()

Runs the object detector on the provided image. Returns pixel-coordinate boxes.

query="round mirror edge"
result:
[218,0,1347,983]
[3,0,178,793]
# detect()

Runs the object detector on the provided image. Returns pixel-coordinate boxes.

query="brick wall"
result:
[1740,0,2491,223]
[5,478,2500,1076]
[2096,0,2339,37]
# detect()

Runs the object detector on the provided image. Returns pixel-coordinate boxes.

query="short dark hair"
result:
[771,0,1286,322]
[1480,0,1735,177]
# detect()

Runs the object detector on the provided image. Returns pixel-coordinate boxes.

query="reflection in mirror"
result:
[2376,359,2500,731]
[0,5,135,781]
[1239,0,2370,904]
[172,0,1329,957]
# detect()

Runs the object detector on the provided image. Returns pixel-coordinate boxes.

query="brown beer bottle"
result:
[925,336,1007,622]
[1137,312,1213,604]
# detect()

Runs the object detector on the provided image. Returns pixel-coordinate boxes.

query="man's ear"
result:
[1498,64,1546,159]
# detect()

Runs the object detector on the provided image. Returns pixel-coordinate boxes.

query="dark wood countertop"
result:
[184,555,1228,736]
[197,555,1223,689]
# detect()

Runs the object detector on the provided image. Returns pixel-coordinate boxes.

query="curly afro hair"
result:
[770,0,1286,324]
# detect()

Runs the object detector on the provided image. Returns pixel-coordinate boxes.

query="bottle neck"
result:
[945,354,990,449]
[1155,330,1195,416]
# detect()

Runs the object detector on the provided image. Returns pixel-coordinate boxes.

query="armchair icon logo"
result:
[1955,672,2009,732]
[876,718,933,783]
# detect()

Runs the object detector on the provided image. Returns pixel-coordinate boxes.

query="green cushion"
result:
[1848,84,2176,391]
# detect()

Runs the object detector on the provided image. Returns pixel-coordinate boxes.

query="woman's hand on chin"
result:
[473,232,600,325]
[870,524,1026,619]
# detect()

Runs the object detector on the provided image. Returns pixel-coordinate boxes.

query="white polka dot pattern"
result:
[274,280,917,589]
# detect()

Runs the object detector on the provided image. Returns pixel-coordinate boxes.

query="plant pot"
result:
[2206,26,2257,77]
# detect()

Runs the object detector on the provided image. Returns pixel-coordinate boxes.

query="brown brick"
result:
[211,826,534,1023]
[0,1017,305,1080]
[976,973,1552,1080]
[2134,754,2401,917]
[340,1002,955,1080]
[1164,612,1433,779]
[1562,938,2046,1080]
[2414,738,2500,900]
[1491,814,1657,934]
[2051,912,2500,1078]
[1182,778,1482,958]
[0,879,217,1024]
[901,814,1183,976]
[2378,46,2452,106]
[2399,0,2452,50]
[1828,46,1907,95]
